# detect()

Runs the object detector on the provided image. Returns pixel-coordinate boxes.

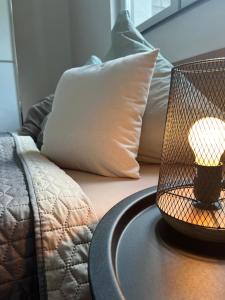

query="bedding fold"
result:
[0,133,97,299]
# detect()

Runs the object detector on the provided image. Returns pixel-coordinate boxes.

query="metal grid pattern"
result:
[156,59,225,229]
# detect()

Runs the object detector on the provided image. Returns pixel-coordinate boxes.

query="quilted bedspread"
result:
[0,133,97,299]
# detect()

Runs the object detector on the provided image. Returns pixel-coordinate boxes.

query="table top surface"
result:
[89,187,225,300]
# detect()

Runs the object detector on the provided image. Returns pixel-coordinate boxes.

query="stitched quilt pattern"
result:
[15,134,98,300]
[0,133,39,299]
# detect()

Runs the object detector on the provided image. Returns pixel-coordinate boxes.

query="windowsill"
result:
[137,0,210,33]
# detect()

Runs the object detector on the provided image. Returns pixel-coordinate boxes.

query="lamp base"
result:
[157,186,225,243]
[160,211,225,243]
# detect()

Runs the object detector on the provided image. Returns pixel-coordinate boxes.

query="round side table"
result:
[89,187,225,300]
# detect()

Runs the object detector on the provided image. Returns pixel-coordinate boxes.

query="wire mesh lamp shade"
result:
[156,59,225,242]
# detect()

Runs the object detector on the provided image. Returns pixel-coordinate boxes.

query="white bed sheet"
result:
[65,163,159,219]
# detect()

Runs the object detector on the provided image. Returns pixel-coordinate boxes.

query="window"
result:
[0,0,21,131]
[127,0,201,31]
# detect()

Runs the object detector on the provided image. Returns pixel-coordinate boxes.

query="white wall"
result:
[69,0,112,66]
[12,0,73,117]
[143,0,225,63]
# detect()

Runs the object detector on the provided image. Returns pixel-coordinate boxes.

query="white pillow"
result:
[42,50,158,178]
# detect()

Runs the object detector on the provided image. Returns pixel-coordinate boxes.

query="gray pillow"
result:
[106,10,173,163]
[20,55,102,148]
[36,114,49,149]
[19,94,54,143]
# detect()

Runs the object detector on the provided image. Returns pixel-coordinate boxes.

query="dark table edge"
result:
[88,186,157,300]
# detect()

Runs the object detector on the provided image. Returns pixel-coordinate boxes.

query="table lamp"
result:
[156,59,225,242]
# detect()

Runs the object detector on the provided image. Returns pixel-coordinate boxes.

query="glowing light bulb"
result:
[188,117,225,166]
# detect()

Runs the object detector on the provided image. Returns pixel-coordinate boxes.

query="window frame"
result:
[181,0,199,8]
[127,0,204,32]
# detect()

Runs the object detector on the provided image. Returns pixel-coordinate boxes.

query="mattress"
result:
[65,163,159,219]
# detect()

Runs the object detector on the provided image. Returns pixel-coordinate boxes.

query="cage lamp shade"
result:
[156,59,225,243]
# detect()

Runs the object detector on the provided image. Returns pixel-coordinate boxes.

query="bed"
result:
[1,9,172,299]
[65,164,159,220]
[0,133,159,299]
